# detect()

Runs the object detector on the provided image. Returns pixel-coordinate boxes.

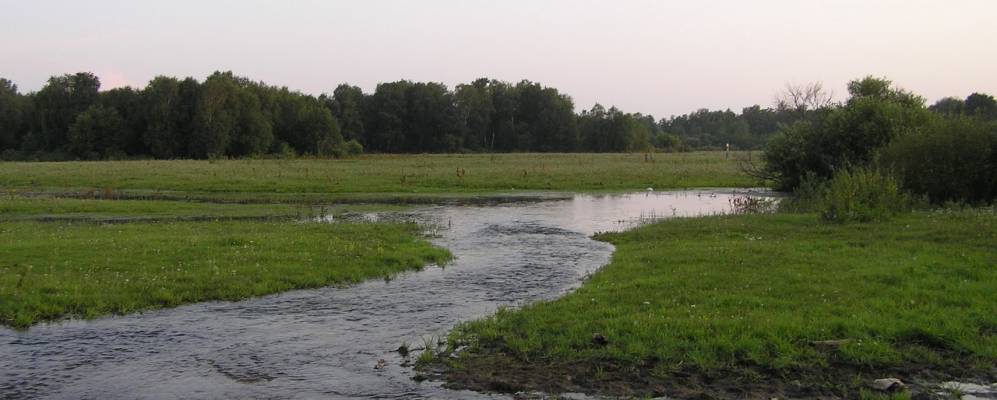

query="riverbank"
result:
[423,210,997,399]
[0,220,450,328]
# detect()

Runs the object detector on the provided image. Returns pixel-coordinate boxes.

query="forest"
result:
[0,72,995,160]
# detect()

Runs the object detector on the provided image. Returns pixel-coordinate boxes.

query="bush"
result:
[762,76,931,191]
[778,172,829,213]
[880,116,997,204]
[345,139,363,156]
[819,168,910,223]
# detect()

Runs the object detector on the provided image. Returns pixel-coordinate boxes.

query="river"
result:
[0,189,771,399]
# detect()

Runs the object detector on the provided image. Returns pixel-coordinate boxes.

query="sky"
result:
[2,0,996,118]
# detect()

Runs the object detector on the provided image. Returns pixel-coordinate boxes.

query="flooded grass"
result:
[0,152,756,199]
[0,197,414,222]
[0,220,450,328]
[0,197,300,220]
[429,210,997,398]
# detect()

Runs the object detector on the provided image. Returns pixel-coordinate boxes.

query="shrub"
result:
[345,139,363,156]
[762,76,931,191]
[880,116,997,204]
[819,168,910,223]
[778,172,829,213]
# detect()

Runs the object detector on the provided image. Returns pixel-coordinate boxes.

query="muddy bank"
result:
[421,351,996,399]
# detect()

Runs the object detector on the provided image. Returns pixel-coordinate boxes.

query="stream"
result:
[1,189,770,399]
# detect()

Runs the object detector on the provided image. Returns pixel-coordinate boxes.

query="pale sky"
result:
[2,0,995,117]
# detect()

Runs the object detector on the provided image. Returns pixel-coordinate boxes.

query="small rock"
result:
[591,333,609,347]
[374,359,387,370]
[872,378,906,392]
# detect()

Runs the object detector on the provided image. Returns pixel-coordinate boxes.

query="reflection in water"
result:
[1,190,771,399]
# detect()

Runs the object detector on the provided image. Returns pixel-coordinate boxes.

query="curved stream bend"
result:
[0,190,769,399]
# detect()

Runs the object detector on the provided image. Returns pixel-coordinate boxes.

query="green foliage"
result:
[965,92,997,119]
[763,76,932,191]
[661,104,789,150]
[881,116,997,204]
[67,104,127,159]
[344,139,363,156]
[0,78,26,150]
[142,76,196,158]
[7,71,992,162]
[777,172,828,213]
[327,84,366,143]
[818,168,910,223]
[579,104,643,152]
[929,97,965,116]
[760,121,819,190]
[32,72,101,151]
[275,89,342,156]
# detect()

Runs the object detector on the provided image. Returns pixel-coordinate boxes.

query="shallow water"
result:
[1,189,770,399]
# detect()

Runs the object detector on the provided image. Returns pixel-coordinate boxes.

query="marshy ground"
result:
[1,153,993,399]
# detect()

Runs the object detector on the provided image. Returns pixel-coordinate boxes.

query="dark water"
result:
[0,190,770,400]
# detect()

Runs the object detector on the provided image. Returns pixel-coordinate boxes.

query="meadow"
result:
[427,209,997,399]
[1,152,750,328]
[0,196,409,222]
[0,152,757,200]
[0,220,450,328]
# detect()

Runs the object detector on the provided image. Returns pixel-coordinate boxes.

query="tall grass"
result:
[819,168,911,223]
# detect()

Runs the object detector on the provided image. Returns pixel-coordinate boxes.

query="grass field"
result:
[0,220,450,328]
[0,152,758,199]
[426,209,997,398]
[0,197,409,221]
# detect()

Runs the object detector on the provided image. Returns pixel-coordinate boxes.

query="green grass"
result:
[0,220,450,328]
[0,152,757,198]
[0,197,299,220]
[0,197,410,221]
[434,209,997,398]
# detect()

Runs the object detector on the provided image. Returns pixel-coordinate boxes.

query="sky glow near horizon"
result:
[2,0,996,117]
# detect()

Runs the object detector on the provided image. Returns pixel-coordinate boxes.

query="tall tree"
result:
[488,81,518,152]
[454,78,494,152]
[142,76,186,158]
[99,87,143,155]
[329,84,366,144]
[190,72,272,157]
[964,92,997,119]
[365,81,411,153]
[0,78,25,151]
[274,91,342,155]
[32,72,101,151]
[67,104,126,159]
[929,97,965,116]
[404,82,460,152]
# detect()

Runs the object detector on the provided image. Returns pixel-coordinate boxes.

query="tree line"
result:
[0,73,657,160]
[1,72,995,160]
